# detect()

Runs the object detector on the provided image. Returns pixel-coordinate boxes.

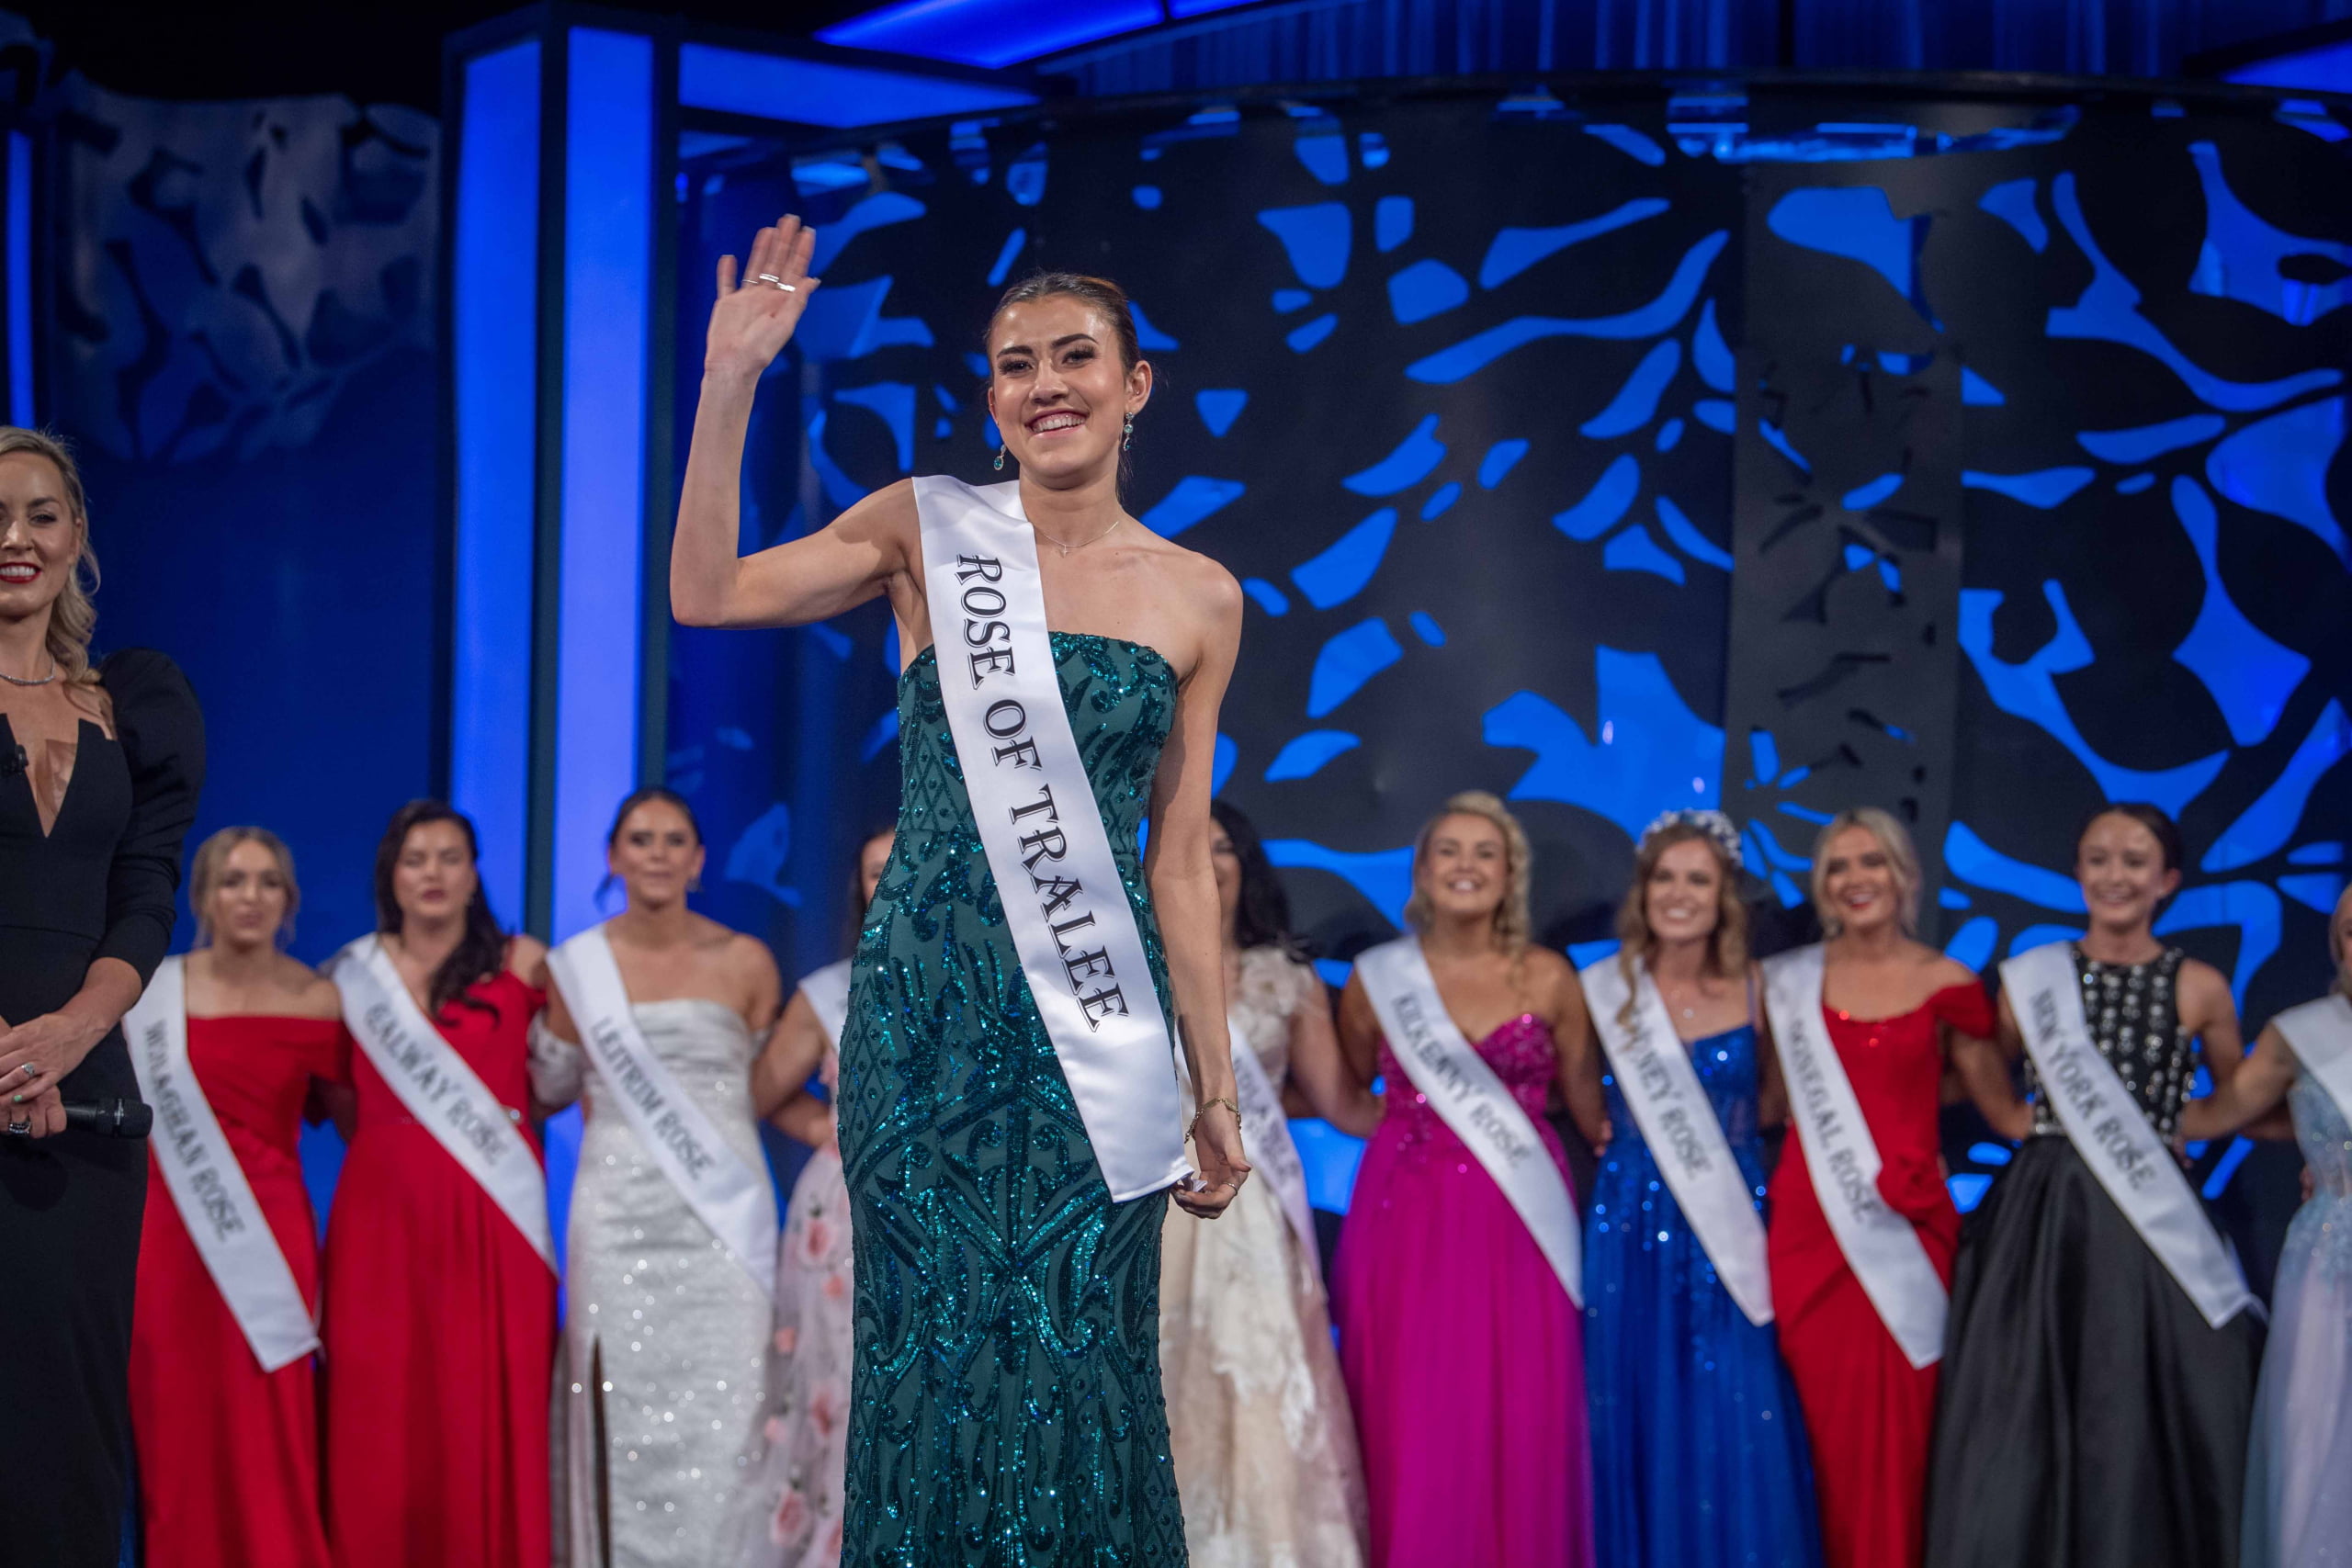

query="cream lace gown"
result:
[1159,946,1369,1568]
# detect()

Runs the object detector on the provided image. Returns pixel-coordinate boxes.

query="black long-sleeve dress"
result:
[0,649,203,1568]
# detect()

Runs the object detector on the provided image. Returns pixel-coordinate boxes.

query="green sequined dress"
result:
[836,632,1190,1566]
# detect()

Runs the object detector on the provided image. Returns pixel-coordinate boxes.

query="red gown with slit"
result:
[321,971,553,1568]
[1767,982,1993,1568]
[130,1013,343,1568]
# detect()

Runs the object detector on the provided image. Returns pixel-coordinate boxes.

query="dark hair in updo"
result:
[606,785,702,849]
[2076,801,2186,874]
[986,272,1145,490]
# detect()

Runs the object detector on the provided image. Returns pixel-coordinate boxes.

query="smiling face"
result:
[2075,810,2179,935]
[610,797,705,909]
[1418,812,1511,927]
[1645,837,1724,948]
[205,838,294,952]
[0,451,79,637]
[393,818,480,927]
[1817,824,1905,937]
[985,294,1150,486]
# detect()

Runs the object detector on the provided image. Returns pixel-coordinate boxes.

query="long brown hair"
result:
[986,272,1145,491]
[0,428,101,686]
[371,800,509,1019]
[1612,822,1748,1029]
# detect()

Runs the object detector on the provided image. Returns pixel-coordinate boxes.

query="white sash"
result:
[2005,942,2257,1327]
[1175,1010,1320,1274]
[123,957,321,1372]
[912,474,1186,1201]
[547,926,776,1293]
[1577,956,1773,1326]
[1354,937,1581,1304]
[2276,992,2352,1132]
[1760,944,1946,1368]
[334,936,555,1268]
[799,958,854,1048]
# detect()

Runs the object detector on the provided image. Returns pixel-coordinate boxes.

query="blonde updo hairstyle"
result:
[188,826,302,947]
[1613,822,1749,1028]
[1401,790,1533,953]
[1808,807,1922,938]
[0,429,101,686]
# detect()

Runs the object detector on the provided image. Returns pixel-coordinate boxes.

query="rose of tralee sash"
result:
[1354,936,1581,1304]
[1760,944,1946,1368]
[1578,954,1773,1326]
[333,935,556,1268]
[799,958,853,1050]
[2004,942,2256,1327]
[911,474,1187,1201]
[124,956,322,1371]
[547,925,777,1293]
[2274,991,2352,1135]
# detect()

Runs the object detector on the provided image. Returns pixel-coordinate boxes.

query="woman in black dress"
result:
[0,429,204,1566]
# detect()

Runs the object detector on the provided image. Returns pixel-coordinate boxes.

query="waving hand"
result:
[707,216,823,378]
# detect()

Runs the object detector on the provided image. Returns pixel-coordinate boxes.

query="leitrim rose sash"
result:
[1578,955,1773,1325]
[548,926,776,1292]
[334,936,556,1268]
[1175,1013,1319,1270]
[2004,942,2256,1327]
[912,475,1186,1201]
[124,957,321,1371]
[1761,945,1946,1368]
[1355,937,1582,1304]
[2275,992,2352,1132]
[799,958,854,1049]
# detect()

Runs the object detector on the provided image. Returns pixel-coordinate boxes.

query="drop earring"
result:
[1122,418,1134,452]
[993,444,1006,471]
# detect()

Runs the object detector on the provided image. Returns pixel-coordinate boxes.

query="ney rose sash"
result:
[1175,1012,1320,1271]
[1577,955,1773,1325]
[334,936,556,1268]
[799,958,854,1048]
[2005,942,2256,1327]
[912,474,1186,1201]
[1354,937,1581,1303]
[1761,944,1946,1367]
[124,957,321,1372]
[548,927,776,1293]
[2276,992,2352,1132]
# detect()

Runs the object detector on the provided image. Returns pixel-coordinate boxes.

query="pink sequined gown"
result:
[1335,1012,1596,1568]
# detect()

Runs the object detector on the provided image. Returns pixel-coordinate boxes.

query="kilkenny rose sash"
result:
[548,926,776,1292]
[1760,944,1946,1368]
[912,475,1187,1201]
[1355,937,1581,1304]
[124,957,321,1371]
[2005,942,2256,1327]
[1175,1012,1319,1271]
[1578,954,1773,1325]
[2275,992,2352,1133]
[799,958,854,1049]
[334,936,555,1268]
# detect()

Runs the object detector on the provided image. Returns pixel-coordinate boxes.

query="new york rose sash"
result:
[1760,944,1946,1368]
[1578,955,1773,1325]
[799,958,854,1049]
[912,474,1187,1201]
[2005,942,2256,1327]
[2275,991,2352,1134]
[334,936,555,1268]
[1355,937,1582,1304]
[124,957,321,1371]
[1174,1011,1320,1271]
[548,926,776,1292]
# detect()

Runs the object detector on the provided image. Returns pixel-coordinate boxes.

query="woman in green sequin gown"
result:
[670,221,1250,1567]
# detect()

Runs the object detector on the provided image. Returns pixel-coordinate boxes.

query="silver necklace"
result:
[0,655,58,687]
[1034,516,1124,557]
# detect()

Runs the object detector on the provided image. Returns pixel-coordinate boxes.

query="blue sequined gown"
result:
[1584,1020,1824,1568]
[836,632,1188,1567]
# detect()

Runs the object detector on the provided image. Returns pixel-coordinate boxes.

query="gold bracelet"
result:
[1186,1096,1242,1141]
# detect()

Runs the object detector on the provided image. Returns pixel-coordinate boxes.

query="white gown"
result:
[550,999,778,1568]
[1158,945,1369,1568]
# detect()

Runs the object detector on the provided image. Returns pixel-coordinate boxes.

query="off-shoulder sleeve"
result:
[1928,977,1996,1040]
[95,649,206,985]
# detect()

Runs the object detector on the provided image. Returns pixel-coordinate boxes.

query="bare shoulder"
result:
[1923,952,1983,991]
[505,932,549,980]
[723,928,783,983]
[289,964,345,1021]
[2177,956,2236,1016]
[841,476,918,534]
[1519,944,1577,993]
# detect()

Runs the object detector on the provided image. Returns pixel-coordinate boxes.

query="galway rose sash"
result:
[548,926,776,1293]
[124,957,321,1372]
[1578,955,1773,1325]
[2276,992,2352,1131]
[1761,944,1946,1367]
[912,474,1187,1201]
[334,936,555,1268]
[799,958,854,1048]
[2005,942,2256,1327]
[1354,937,1581,1304]
[1175,1012,1320,1271]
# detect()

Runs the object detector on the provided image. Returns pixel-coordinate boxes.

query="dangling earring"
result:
[1122,418,1134,452]
[993,444,1006,471]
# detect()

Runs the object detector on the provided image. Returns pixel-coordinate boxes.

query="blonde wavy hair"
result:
[1809,807,1922,937]
[0,429,100,686]
[1613,821,1749,1028]
[189,827,302,947]
[1402,790,1532,953]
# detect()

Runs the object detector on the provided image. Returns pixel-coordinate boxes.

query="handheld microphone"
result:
[62,1098,153,1138]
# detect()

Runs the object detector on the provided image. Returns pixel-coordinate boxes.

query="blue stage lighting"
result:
[818,0,1161,71]
[679,40,1036,124]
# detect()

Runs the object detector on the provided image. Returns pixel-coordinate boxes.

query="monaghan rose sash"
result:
[334,936,556,1268]
[2275,992,2352,1133]
[1761,944,1946,1368]
[1175,1012,1320,1272]
[912,475,1186,1201]
[1578,955,1773,1325]
[1354,937,1581,1304]
[799,958,854,1049]
[2005,942,2257,1327]
[548,926,776,1293]
[124,957,321,1372]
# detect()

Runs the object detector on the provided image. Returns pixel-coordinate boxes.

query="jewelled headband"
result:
[1638,807,1745,871]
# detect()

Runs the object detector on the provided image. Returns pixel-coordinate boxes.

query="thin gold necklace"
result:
[1034,515,1124,557]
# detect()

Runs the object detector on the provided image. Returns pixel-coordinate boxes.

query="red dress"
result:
[130,1014,343,1568]
[322,971,553,1568]
[1767,981,1993,1568]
